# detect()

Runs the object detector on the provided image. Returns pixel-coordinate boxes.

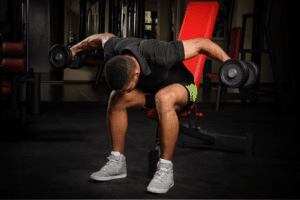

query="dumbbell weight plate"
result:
[69,51,86,69]
[48,44,72,69]
[219,59,249,88]
[242,61,260,89]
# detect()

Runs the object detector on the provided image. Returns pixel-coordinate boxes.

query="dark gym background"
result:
[1,0,299,199]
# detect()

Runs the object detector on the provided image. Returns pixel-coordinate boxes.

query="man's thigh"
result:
[143,83,195,113]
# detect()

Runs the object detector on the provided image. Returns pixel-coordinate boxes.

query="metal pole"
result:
[264,0,282,96]
[99,0,105,33]
[215,82,222,110]
[109,0,113,33]
[27,0,29,72]
[11,77,19,110]
[21,0,24,43]
[133,0,137,37]
[10,0,19,42]
[139,0,145,38]
[93,64,104,88]
[120,0,124,38]
[79,0,87,41]
[240,15,247,60]
[31,72,41,115]
[113,0,119,36]
[135,0,139,38]
[128,0,132,37]
[26,68,33,107]
[21,105,27,125]
[227,0,235,46]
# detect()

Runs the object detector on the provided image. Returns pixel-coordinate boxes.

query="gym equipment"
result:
[147,1,254,179]
[2,42,26,58]
[79,0,105,41]
[85,57,106,88]
[218,59,260,89]
[219,59,249,88]
[79,0,144,39]
[242,61,260,89]
[48,44,87,69]
[206,27,261,110]
[69,51,86,69]
[214,1,288,113]
[2,58,26,74]
[1,39,41,124]
[2,80,12,95]
[107,0,144,38]
[228,27,241,60]
[48,44,101,69]
[48,43,106,89]
[67,2,76,46]
[48,44,73,69]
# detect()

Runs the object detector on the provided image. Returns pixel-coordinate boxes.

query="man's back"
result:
[104,37,194,93]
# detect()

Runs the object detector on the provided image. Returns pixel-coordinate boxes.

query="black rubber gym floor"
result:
[1,101,299,199]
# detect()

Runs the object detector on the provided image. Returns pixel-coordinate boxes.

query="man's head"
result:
[104,55,140,92]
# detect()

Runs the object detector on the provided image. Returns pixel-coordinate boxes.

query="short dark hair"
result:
[104,55,136,90]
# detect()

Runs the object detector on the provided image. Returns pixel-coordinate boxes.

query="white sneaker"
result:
[147,160,174,193]
[90,154,127,181]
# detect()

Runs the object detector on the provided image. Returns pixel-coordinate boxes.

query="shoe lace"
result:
[101,157,118,172]
[153,168,169,183]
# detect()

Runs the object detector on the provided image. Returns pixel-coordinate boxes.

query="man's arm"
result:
[181,38,231,62]
[70,33,116,57]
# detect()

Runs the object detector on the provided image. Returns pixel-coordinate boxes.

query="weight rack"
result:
[1,33,42,124]
[210,1,287,113]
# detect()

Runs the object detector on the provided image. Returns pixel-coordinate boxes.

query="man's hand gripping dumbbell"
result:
[48,33,114,69]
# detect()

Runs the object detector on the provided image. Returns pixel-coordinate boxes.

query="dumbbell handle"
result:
[219,59,249,88]
[228,69,237,78]
[55,53,63,61]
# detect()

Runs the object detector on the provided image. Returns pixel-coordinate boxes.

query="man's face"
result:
[116,55,140,94]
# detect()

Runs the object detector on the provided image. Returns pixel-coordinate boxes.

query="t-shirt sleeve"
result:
[104,37,145,62]
[103,36,121,61]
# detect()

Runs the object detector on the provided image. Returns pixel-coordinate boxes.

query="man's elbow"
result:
[196,38,210,52]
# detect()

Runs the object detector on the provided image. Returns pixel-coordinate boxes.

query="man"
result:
[70,33,230,194]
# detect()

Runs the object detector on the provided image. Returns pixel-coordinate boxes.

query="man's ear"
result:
[135,69,140,76]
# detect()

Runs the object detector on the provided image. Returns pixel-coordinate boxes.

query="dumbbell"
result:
[48,44,86,69]
[219,59,259,89]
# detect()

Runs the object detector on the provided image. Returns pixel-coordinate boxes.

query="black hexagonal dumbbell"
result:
[48,44,86,70]
[219,59,259,89]
[242,61,260,89]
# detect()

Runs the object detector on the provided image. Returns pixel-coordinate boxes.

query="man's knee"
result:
[155,84,190,113]
[155,91,176,112]
[108,90,124,110]
[108,89,145,110]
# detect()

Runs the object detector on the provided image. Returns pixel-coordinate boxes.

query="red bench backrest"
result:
[178,1,219,89]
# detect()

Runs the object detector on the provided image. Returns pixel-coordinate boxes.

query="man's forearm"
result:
[182,38,230,62]
[70,33,115,56]
[198,38,230,62]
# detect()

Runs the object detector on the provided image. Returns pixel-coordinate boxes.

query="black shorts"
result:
[142,80,198,112]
